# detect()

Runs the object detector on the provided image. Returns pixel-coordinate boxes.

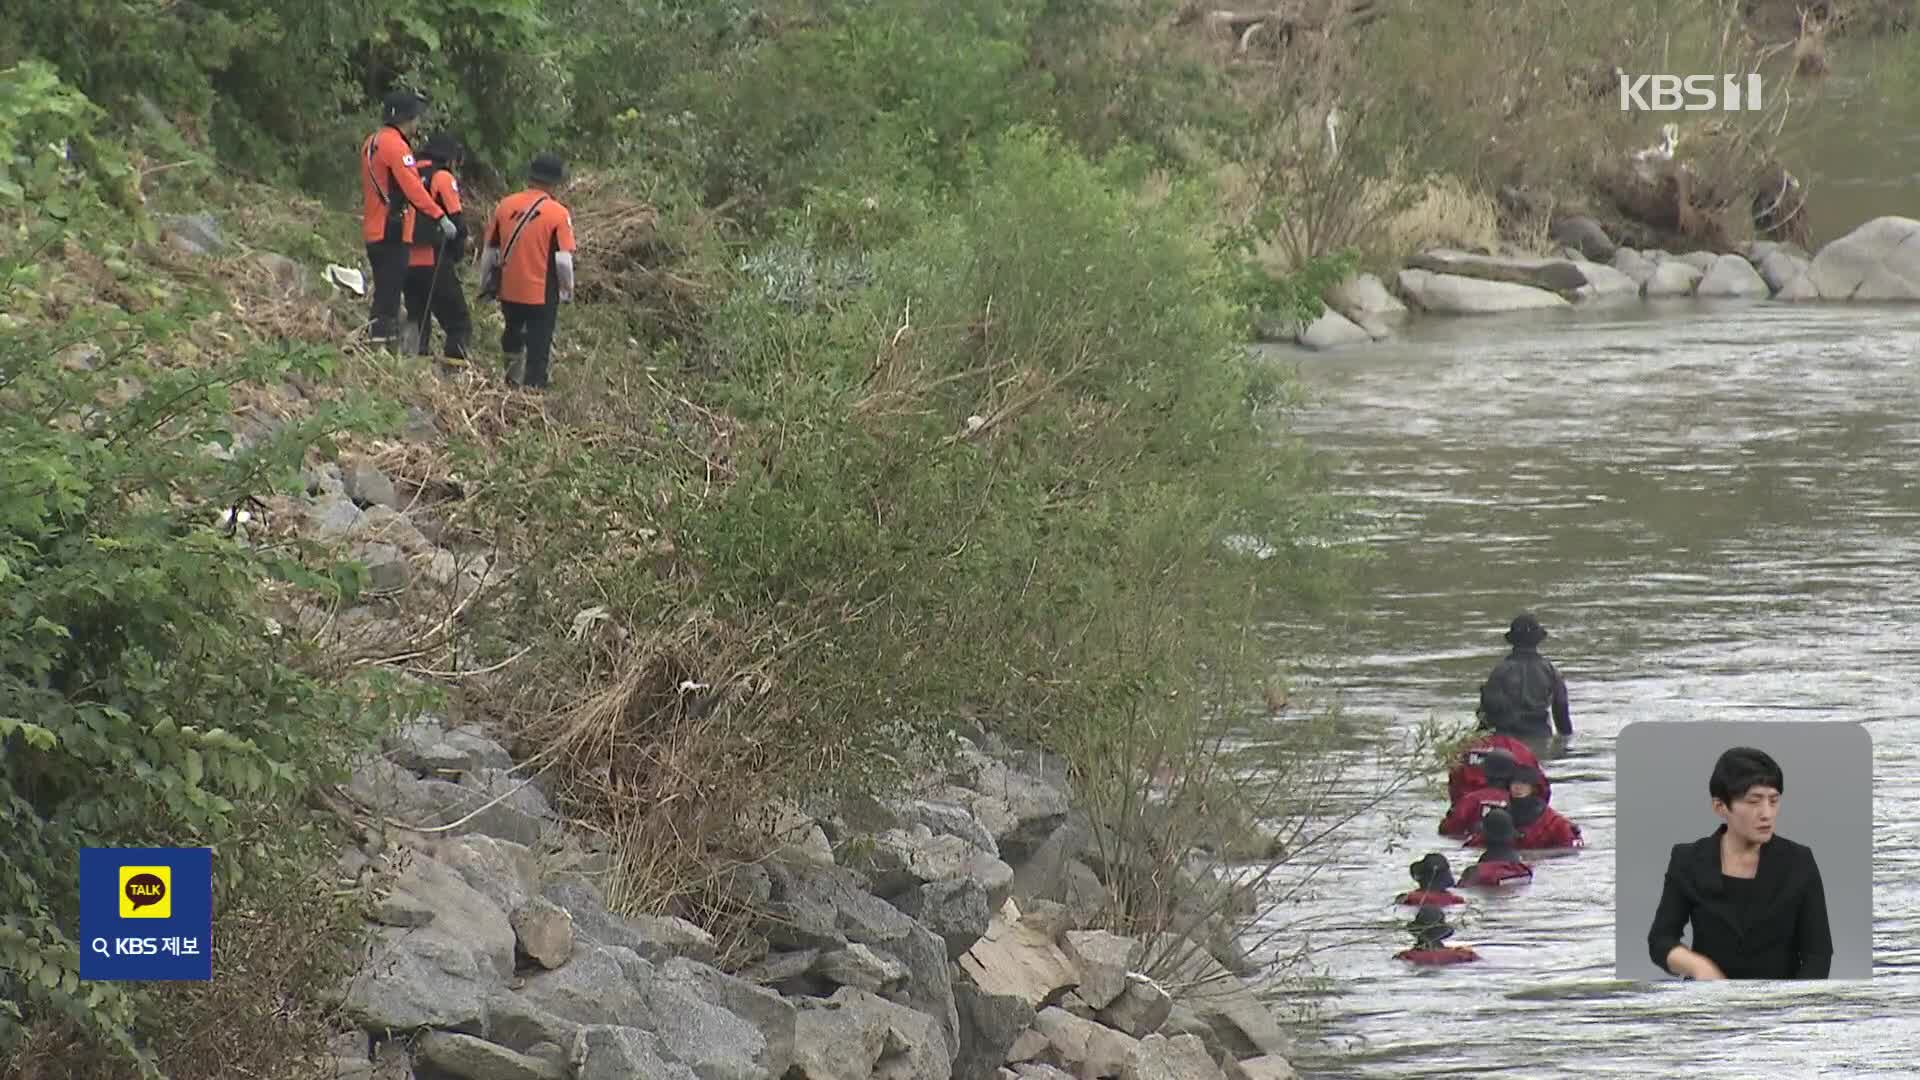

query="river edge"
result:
[1258,214,1920,353]
[316,685,1304,1079]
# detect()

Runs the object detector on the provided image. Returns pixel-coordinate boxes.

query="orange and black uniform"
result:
[478,169,576,389]
[359,95,445,345]
[399,138,471,359]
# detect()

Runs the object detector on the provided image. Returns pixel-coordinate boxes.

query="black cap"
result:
[1481,749,1519,786]
[1505,612,1548,646]
[1408,905,1455,944]
[1410,853,1456,891]
[529,153,566,184]
[382,90,428,124]
[1480,807,1518,848]
[420,133,465,164]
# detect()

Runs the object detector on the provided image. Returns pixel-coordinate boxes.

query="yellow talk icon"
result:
[119,865,171,919]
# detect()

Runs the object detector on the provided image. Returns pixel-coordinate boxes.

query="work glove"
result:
[559,289,573,303]
[439,216,458,241]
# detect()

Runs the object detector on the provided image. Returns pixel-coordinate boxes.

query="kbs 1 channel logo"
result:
[1619,72,1765,113]
[80,847,214,981]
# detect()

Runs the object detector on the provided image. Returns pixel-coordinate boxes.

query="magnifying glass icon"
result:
[90,938,110,958]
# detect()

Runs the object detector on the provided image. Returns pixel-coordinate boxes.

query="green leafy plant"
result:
[0,283,425,1071]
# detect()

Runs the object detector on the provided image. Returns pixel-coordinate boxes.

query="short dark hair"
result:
[1709,746,1784,804]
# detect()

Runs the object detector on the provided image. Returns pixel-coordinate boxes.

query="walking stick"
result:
[417,228,452,356]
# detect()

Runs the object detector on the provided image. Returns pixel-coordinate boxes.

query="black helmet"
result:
[382,90,428,124]
[528,152,567,184]
[1480,748,1519,786]
[1408,904,1455,945]
[1410,853,1456,891]
[1480,807,1518,848]
[1505,612,1548,646]
[420,132,465,165]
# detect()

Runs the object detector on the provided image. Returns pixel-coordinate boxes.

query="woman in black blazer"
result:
[1646,747,1833,980]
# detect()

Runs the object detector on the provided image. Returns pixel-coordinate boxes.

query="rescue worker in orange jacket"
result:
[476,153,576,390]
[360,90,451,347]
[400,133,472,362]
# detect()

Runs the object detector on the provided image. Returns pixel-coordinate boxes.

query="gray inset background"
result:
[1614,721,1873,979]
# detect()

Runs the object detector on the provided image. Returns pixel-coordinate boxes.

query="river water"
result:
[1260,300,1920,1077]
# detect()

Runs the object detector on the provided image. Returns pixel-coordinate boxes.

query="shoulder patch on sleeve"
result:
[402,154,415,167]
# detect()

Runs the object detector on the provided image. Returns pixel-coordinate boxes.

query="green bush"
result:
[0,265,424,1071]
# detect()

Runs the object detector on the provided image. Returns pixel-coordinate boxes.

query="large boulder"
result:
[340,853,517,1037]
[1550,215,1616,261]
[957,900,1082,1010]
[1805,216,1920,300]
[1403,249,1592,292]
[788,987,950,1080]
[1694,254,1771,299]
[1294,307,1373,350]
[1641,260,1703,298]
[1323,272,1408,339]
[1121,1033,1226,1080]
[1393,269,1570,315]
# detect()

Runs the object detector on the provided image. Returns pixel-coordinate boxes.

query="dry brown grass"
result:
[484,609,825,968]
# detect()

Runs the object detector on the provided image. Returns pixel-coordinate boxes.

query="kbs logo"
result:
[119,865,171,918]
[1618,73,1764,112]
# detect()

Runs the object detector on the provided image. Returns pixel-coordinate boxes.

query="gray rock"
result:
[163,213,222,255]
[1122,1033,1226,1080]
[737,947,817,987]
[1011,1067,1076,1080]
[638,965,772,1080]
[1394,269,1570,315]
[341,854,517,1036]
[1776,273,1822,302]
[351,505,436,555]
[511,898,575,970]
[435,835,541,915]
[952,978,1035,1080]
[541,877,717,967]
[1323,272,1409,329]
[1610,247,1658,286]
[484,988,582,1055]
[1566,261,1641,304]
[1403,249,1591,292]
[1294,306,1373,350]
[903,799,1001,858]
[1694,254,1770,299]
[1675,250,1720,272]
[659,956,799,1079]
[354,542,411,592]
[1030,1006,1140,1077]
[516,945,650,1028]
[1754,247,1812,294]
[789,987,948,1080]
[346,460,401,509]
[816,942,911,993]
[774,864,960,1063]
[576,1026,698,1080]
[892,877,991,960]
[307,463,347,498]
[1806,215,1920,300]
[415,1031,565,1080]
[1098,973,1173,1038]
[1549,215,1615,261]
[253,252,312,298]
[855,827,1014,908]
[1060,930,1137,1010]
[387,719,515,777]
[311,495,366,540]
[1222,1055,1300,1080]
[1641,259,1703,298]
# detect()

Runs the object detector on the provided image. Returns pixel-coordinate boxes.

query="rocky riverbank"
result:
[317,710,1299,1080]
[1269,214,1920,351]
